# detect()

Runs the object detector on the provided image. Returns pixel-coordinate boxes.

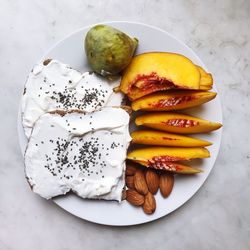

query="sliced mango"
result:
[197,66,213,90]
[131,90,217,111]
[131,130,212,147]
[142,161,202,174]
[127,147,210,162]
[120,52,202,100]
[127,147,208,174]
[135,112,222,134]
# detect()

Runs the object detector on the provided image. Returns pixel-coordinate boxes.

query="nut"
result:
[143,192,156,214]
[159,173,174,198]
[134,170,148,195]
[125,164,138,176]
[126,189,144,206]
[125,176,135,189]
[146,169,159,194]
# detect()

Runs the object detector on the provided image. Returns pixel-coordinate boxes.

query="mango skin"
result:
[85,25,138,76]
[119,52,203,100]
[131,91,217,111]
[135,112,222,134]
[131,130,212,147]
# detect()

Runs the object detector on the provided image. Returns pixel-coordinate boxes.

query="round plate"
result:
[18,21,222,226]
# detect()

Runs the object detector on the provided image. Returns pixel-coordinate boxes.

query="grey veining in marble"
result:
[0,0,250,249]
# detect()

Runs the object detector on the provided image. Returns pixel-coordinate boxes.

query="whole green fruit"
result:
[84,25,138,76]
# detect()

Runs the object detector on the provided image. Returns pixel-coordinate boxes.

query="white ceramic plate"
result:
[18,21,222,226]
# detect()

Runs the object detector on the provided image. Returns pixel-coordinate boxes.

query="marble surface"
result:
[0,0,250,249]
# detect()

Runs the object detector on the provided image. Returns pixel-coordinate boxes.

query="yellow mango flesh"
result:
[134,160,202,174]
[127,147,210,163]
[131,130,212,147]
[135,112,222,134]
[197,66,213,90]
[120,52,201,100]
[131,90,217,111]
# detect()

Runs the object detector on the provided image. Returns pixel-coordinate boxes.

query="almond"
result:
[146,169,159,194]
[126,189,144,206]
[134,170,148,195]
[125,176,135,189]
[125,164,138,176]
[159,173,174,198]
[143,192,156,214]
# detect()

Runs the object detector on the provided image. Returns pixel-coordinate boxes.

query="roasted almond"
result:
[126,189,144,206]
[143,192,156,214]
[125,164,138,176]
[134,170,148,195]
[125,176,135,189]
[159,173,174,198]
[146,169,160,194]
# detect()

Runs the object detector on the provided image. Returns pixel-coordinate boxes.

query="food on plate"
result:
[131,130,212,147]
[125,175,135,189]
[21,59,123,138]
[143,192,156,214]
[197,65,213,90]
[125,163,138,176]
[134,169,148,195]
[124,162,175,214]
[21,22,223,218]
[145,161,201,174]
[127,147,208,174]
[85,25,138,76]
[126,189,145,206]
[127,147,209,163]
[135,112,222,134]
[24,107,131,201]
[159,173,174,198]
[131,91,217,111]
[145,169,159,194]
[118,52,213,100]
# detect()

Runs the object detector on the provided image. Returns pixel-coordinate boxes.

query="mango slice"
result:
[119,52,213,100]
[127,147,209,174]
[127,147,210,162]
[135,112,222,134]
[131,130,212,147]
[139,161,201,174]
[197,66,213,90]
[131,90,217,111]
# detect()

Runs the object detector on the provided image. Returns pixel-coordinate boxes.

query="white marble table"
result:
[0,0,249,249]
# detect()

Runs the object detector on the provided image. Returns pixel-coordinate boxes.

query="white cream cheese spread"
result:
[22,59,123,138]
[25,107,131,201]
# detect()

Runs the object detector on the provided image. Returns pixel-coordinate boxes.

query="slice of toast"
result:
[22,59,123,138]
[24,107,131,202]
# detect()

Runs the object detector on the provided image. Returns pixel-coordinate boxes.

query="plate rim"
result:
[17,21,223,226]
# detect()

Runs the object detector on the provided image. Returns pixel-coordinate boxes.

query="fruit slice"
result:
[152,162,202,174]
[197,66,213,90]
[131,130,212,147]
[127,147,206,174]
[127,148,203,174]
[119,52,202,100]
[131,90,216,111]
[127,147,210,163]
[135,112,222,134]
